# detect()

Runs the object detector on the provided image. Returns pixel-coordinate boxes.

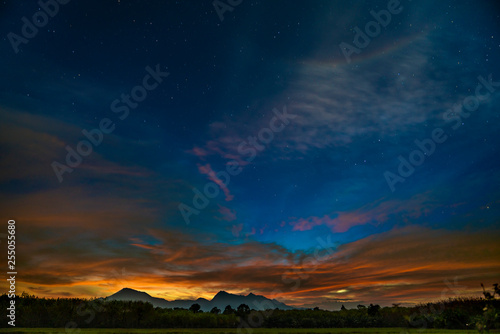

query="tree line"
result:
[1,284,498,331]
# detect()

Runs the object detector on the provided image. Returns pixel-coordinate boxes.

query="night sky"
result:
[1,0,499,310]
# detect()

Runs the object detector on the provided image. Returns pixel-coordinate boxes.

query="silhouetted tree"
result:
[237,304,250,315]
[210,306,221,314]
[223,305,234,314]
[340,304,347,311]
[189,303,201,313]
[367,303,381,316]
[477,283,500,333]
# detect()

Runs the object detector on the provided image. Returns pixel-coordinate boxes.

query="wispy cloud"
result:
[290,192,438,233]
[218,205,237,221]
[197,163,234,201]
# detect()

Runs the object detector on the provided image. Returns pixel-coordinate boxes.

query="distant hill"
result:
[105,288,171,308]
[106,288,294,311]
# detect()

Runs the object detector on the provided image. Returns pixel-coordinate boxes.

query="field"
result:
[1,329,499,334]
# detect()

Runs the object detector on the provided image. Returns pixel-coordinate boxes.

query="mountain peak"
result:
[107,287,153,301]
[214,290,230,296]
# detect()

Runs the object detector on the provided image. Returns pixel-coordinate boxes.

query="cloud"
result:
[184,32,462,169]
[231,223,243,237]
[290,192,438,233]
[291,215,330,232]
[0,108,73,183]
[197,163,234,201]
[188,146,209,160]
[264,34,471,160]
[6,222,499,309]
[276,225,500,307]
[218,205,237,221]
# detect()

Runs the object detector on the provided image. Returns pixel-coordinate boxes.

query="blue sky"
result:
[0,0,499,309]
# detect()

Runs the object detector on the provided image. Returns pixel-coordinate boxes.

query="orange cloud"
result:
[3,224,499,309]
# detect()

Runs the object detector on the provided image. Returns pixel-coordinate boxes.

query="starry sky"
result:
[0,0,499,310]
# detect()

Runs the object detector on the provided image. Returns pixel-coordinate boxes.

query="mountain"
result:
[210,290,292,311]
[106,288,171,308]
[106,288,294,311]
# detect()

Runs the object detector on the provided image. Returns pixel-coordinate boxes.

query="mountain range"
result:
[105,288,295,311]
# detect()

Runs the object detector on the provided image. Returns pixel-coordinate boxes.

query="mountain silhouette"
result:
[106,288,294,311]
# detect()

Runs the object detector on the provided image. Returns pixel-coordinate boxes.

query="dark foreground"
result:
[1,290,499,331]
[1,329,500,334]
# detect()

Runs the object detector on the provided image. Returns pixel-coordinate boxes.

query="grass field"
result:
[1,329,499,334]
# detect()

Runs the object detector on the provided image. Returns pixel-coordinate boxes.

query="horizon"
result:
[1,0,500,315]
[105,286,488,309]
[13,286,489,311]
[11,283,489,311]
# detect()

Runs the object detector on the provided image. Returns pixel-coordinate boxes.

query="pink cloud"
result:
[291,215,328,231]
[290,214,364,233]
[205,139,250,167]
[188,146,209,160]
[231,224,243,237]
[290,193,438,233]
[259,224,268,235]
[218,205,236,222]
[197,163,234,201]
